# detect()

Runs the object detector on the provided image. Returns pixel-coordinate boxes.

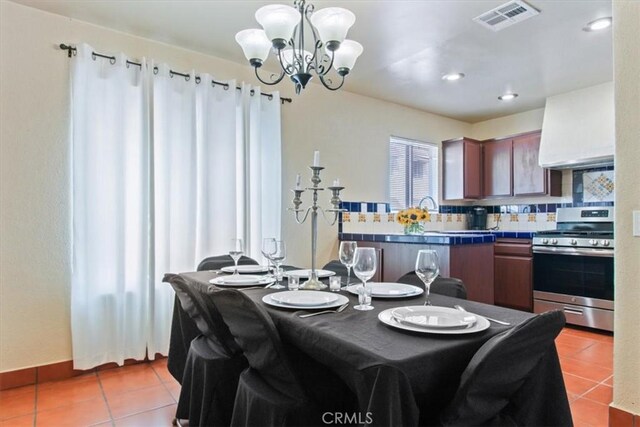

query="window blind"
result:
[389,137,439,210]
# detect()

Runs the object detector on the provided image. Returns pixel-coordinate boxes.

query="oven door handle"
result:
[533,246,614,258]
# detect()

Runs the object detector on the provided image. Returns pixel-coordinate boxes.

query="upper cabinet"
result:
[483,139,513,198]
[512,132,562,196]
[442,131,561,201]
[442,137,483,200]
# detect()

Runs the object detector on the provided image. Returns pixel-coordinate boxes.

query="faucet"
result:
[418,195,439,212]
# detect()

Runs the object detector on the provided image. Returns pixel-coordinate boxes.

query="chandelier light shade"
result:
[235,29,272,65]
[235,0,362,94]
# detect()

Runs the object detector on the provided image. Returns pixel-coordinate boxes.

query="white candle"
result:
[313,150,320,167]
[333,179,340,187]
[295,174,301,189]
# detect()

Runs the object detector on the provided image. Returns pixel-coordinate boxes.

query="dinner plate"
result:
[269,291,339,307]
[391,306,477,329]
[345,283,423,298]
[378,308,490,335]
[284,269,336,279]
[209,275,275,287]
[220,265,269,274]
[263,292,349,310]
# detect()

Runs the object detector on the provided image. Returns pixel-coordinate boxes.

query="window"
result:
[389,136,439,210]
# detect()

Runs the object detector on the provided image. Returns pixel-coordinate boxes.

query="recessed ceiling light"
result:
[498,93,518,101]
[583,17,612,32]
[442,73,465,81]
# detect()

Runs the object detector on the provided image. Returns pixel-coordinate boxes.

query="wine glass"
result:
[353,247,377,311]
[415,250,439,306]
[270,240,286,289]
[339,241,357,288]
[229,238,244,275]
[262,237,276,275]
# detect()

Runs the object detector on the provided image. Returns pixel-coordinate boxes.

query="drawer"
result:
[494,240,532,256]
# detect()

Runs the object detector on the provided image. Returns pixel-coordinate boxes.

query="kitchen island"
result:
[338,231,535,305]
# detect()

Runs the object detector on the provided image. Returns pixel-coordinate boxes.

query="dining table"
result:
[168,270,572,427]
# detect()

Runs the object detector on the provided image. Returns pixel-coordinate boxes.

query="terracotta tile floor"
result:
[0,326,614,426]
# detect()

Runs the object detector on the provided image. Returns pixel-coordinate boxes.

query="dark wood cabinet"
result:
[442,137,482,200]
[483,139,513,198]
[494,239,533,312]
[512,132,562,196]
[355,240,495,305]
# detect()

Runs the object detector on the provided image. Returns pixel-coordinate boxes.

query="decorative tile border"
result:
[340,201,613,215]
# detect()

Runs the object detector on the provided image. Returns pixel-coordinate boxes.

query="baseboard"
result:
[609,405,639,427]
[0,353,166,390]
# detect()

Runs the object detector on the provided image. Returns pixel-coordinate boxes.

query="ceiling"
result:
[12,0,613,122]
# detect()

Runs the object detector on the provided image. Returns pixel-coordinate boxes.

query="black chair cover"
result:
[167,255,258,382]
[205,289,311,426]
[439,310,569,426]
[322,259,349,276]
[197,255,259,271]
[164,274,248,427]
[396,272,468,299]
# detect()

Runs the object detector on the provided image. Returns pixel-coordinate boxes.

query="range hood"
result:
[539,82,614,169]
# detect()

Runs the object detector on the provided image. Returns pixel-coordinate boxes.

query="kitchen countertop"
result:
[338,230,536,245]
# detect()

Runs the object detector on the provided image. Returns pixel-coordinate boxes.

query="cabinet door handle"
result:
[563,307,584,316]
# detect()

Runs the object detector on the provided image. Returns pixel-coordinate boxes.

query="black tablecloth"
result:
[170,271,571,426]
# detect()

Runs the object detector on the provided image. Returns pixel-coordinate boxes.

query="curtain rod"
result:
[59,44,292,105]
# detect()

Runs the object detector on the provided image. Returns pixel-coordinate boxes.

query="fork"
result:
[454,305,511,326]
[298,302,349,318]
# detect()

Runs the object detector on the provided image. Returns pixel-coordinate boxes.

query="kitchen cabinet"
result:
[355,240,494,304]
[494,238,533,312]
[442,137,483,200]
[512,132,562,196]
[483,139,513,198]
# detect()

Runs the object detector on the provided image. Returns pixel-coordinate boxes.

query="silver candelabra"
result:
[290,166,345,290]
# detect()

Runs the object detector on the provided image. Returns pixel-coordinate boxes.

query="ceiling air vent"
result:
[473,0,540,32]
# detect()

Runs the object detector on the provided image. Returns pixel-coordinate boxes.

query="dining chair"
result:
[322,259,349,276]
[197,254,259,271]
[205,288,315,427]
[164,273,248,427]
[439,310,567,426]
[396,272,468,299]
[164,254,257,382]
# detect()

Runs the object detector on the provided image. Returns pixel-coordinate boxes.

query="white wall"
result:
[471,108,545,141]
[0,1,470,371]
[612,0,640,416]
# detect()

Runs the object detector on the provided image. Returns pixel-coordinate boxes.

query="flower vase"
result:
[404,222,424,235]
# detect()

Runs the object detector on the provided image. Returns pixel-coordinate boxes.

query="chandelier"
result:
[235,0,363,94]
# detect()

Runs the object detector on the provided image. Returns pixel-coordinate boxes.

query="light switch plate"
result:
[634,211,640,237]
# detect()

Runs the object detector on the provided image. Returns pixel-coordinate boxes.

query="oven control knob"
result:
[551,239,558,245]
[571,239,578,246]
[542,238,549,244]
[602,240,610,247]
[589,239,598,246]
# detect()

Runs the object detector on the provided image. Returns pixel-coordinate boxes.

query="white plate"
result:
[378,308,490,335]
[269,291,339,307]
[209,275,275,287]
[220,265,269,274]
[391,306,477,329]
[263,292,349,310]
[345,282,424,298]
[284,269,336,279]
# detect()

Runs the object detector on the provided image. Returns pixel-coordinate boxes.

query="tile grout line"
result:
[32,367,38,427]
[150,361,179,405]
[95,371,116,426]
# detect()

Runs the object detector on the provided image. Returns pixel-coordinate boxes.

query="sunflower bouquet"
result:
[396,207,430,235]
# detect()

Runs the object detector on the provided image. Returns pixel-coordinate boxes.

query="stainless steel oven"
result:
[533,207,614,331]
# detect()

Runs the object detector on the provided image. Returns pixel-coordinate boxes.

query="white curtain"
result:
[71,44,150,369]
[238,83,282,259]
[70,44,282,368]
